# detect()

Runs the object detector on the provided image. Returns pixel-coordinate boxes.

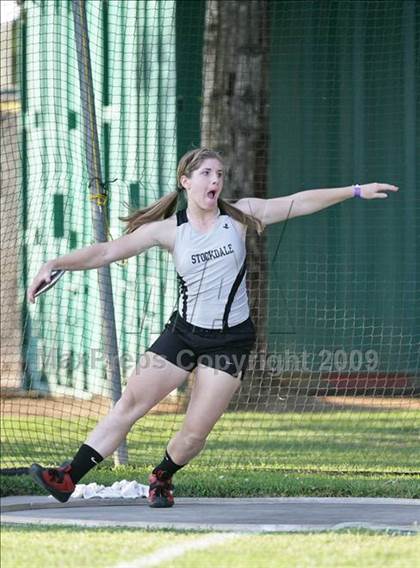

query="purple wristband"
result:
[353,184,362,199]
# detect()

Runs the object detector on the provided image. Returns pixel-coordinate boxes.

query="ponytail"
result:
[120,191,179,234]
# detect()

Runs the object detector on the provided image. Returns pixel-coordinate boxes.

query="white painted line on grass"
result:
[112,532,239,568]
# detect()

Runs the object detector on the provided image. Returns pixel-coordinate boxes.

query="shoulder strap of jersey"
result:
[176,208,188,226]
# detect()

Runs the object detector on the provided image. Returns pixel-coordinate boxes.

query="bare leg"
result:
[167,364,241,465]
[85,352,189,457]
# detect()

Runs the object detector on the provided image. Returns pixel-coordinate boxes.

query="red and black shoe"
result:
[29,462,75,503]
[148,469,174,508]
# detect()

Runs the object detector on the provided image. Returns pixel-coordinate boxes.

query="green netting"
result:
[0,0,419,475]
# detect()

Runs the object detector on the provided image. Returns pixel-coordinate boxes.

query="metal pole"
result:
[71,0,127,465]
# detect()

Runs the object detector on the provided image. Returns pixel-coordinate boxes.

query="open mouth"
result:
[207,190,217,200]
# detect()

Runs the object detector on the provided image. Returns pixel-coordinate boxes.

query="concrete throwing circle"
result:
[1,496,419,533]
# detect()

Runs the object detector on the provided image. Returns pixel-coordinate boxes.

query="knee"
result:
[114,390,147,422]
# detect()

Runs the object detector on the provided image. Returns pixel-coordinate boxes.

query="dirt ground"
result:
[1,390,419,420]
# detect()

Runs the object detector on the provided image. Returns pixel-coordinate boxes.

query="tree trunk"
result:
[201,0,269,370]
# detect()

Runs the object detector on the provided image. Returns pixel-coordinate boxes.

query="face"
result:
[181,158,224,210]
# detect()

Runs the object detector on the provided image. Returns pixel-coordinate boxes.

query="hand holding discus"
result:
[27,262,65,303]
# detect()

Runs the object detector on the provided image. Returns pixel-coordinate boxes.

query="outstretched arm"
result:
[27,218,175,303]
[234,183,399,226]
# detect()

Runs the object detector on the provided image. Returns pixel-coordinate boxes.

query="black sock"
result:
[69,444,104,484]
[153,450,185,479]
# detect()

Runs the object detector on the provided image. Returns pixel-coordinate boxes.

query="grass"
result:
[1,526,419,568]
[2,467,419,499]
[2,410,419,566]
[1,409,419,498]
[2,410,420,471]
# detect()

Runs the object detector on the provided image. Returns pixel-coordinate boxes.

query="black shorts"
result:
[147,311,256,379]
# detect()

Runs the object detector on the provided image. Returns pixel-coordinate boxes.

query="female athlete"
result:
[27,148,398,507]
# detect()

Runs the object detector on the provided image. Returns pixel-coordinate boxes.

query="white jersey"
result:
[172,207,249,329]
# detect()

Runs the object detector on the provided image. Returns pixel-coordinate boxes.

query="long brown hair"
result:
[121,148,264,234]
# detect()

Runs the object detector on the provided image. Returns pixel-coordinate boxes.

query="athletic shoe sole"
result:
[148,496,174,508]
[29,463,73,503]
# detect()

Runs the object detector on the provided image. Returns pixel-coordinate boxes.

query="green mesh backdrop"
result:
[1,0,419,475]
